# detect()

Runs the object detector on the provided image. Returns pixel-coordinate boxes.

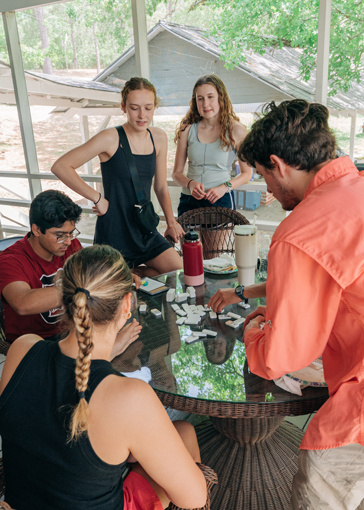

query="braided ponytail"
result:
[69,291,94,440]
[58,245,133,442]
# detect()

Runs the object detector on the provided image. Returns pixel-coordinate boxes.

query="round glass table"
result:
[112,270,329,510]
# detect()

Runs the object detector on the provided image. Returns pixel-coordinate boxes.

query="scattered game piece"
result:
[202,329,217,337]
[150,308,162,318]
[187,286,196,298]
[175,309,187,317]
[226,320,239,329]
[227,312,241,320]
[139,304,147,313]
[185,315,201,325]
[209,311,217,319]
[233,318,246,327]
[176,317,186,325]
[182,303,192,314]
[218,314,230,321]
[166,289,176,302]
[171,304,180,312]
[175,293,189,303]
[238,302,251,310]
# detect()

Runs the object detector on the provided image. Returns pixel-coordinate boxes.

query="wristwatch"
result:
[235,284,245,300]
[224,181,232,189]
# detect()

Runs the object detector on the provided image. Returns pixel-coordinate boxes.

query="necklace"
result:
[128,129,149,155]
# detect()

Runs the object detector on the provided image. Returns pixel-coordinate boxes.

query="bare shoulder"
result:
[149,126,167,147]
[96,126,119,144]
[177,123,192,142]
[231,120,248,140]
[101,375,160,416]
[0,335,43,393]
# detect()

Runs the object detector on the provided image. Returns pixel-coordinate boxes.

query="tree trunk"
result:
[93,23,100,74]
[34,6,53,74]
[70,23,78,69]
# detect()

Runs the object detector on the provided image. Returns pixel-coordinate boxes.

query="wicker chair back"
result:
[177,207,250,259]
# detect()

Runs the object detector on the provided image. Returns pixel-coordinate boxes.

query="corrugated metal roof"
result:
[96,21,364,113]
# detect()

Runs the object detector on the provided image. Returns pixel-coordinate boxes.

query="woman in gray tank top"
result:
[173,75,252,217]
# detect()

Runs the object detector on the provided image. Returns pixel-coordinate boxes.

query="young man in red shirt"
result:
[0,190,82,343]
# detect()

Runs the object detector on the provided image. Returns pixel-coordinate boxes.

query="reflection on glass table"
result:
[112,270,329,510]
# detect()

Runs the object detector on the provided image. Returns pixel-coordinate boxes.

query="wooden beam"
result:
[0,1,71,12]
[131,0,150,79]
[2,11,41,199]
[315,0,332,105]
[349,111,357,161]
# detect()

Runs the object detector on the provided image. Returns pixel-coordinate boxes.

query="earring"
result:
[124,312,132,320]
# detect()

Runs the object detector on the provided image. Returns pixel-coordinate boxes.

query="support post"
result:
[315,0,332,105]
[349,111,357,161]
[2,11,42,199]
[130,0,150,79]
[79,116,93,174]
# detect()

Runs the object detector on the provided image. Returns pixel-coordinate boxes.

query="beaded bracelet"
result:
[187,179,193,190]
[93,192,101,205]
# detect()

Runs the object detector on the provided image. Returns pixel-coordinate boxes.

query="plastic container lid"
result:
[184,229,200,241]
[234,225,257,236]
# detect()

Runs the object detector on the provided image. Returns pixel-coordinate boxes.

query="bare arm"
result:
[172,126,206,199]
[2,281,62,315]
[153,128,184,241]
[208,282,266,313]
[231,122,252,187]
[51,128,118,215]
[126,382,207,508]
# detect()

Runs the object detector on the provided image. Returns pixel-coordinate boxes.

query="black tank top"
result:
[0,341,127,510]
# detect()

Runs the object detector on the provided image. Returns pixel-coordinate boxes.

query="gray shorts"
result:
[290,444,364,510]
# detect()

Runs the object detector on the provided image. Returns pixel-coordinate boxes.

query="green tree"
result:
[193,0,364,95]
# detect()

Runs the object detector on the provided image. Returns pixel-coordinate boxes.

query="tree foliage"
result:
[196,0,364,95]
[0,0,210,72]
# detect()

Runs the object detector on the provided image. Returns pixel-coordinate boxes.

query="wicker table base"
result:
[196,417,304,510]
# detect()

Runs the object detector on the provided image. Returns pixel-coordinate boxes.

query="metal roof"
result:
[0,60,122,113]
[96,21,364,114]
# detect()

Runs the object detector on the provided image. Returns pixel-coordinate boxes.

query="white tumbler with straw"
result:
[234,225,257,286]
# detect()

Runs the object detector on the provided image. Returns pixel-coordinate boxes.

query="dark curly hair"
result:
[238,99,336,172]
[29,190,82,233]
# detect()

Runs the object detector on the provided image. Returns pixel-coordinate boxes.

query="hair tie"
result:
[79,391,86,400]
[74,287,91,299]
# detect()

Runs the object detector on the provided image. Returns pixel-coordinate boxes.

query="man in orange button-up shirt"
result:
[239,100,364,509]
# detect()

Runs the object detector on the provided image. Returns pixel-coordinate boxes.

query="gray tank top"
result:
[182,123,237,195]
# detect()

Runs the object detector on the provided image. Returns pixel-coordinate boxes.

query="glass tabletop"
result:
[112,270,328,410]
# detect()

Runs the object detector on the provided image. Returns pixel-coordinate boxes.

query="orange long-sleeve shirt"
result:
[244,157,364,450]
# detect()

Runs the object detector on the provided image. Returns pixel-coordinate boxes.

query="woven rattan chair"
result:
[177,207,250,260]
[166,463,218,510]
[0,458,14,509]
[0,456,215,510]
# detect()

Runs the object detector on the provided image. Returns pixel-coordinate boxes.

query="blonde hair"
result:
[121,77,160,107]
[174,75,239,150]
[57,245,132,441]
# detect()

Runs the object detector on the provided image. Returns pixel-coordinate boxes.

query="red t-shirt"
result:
[0,234,82,342]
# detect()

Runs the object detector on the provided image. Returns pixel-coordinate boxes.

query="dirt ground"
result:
[1,68,363,239]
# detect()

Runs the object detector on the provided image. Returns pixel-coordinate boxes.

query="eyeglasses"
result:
[48,228,81,244]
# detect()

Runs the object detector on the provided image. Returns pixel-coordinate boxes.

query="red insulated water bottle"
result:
[182,229,204,286]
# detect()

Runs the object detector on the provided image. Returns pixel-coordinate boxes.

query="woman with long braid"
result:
[0,245,207,510]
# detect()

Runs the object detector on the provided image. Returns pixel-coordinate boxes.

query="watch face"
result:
[225,181,232,188]
[235,285,243,297]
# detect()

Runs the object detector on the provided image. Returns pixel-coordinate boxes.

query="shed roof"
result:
[0,60,122,114]
[95,21,364,114]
